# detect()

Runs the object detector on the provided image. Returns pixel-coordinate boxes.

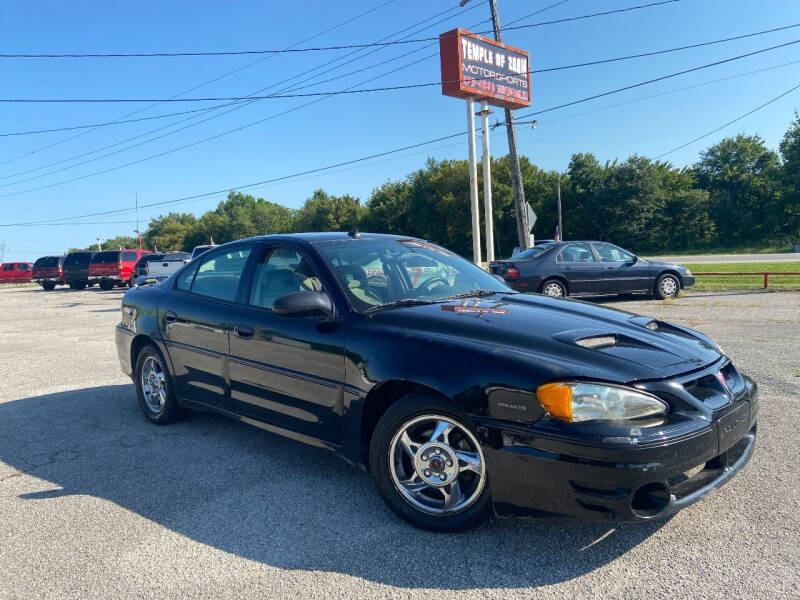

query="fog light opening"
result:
[630,482,670,518]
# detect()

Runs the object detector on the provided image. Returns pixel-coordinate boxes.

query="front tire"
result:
[540,278,567,298]
[134,345,186,424]
[42,282,56,291]
[655,273,680,299]
[369,394,492,532]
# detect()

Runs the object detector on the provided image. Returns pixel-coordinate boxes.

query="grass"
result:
[684,262,800,291]
[649,242,798,256]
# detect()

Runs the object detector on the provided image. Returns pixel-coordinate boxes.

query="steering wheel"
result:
[418,277,450,295]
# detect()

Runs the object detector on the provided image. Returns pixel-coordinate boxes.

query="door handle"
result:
[164,311,177,323]
[234,324,254,339]
[604,266,614,270]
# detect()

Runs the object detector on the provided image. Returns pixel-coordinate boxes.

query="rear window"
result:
[514,247,545,260]
[92,251,121,264]
[64,252,93,267]
[34,256,60,268]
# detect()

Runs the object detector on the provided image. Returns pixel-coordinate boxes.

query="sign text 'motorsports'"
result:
[439,28,531,109]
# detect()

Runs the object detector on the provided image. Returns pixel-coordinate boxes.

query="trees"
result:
[695,134,782,245]
[779,112,800,242]
[73,114,799,256]
[294,189,364,233]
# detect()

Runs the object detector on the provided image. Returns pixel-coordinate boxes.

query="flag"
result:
[553,225,561,243]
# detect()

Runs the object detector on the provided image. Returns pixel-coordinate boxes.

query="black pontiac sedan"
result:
[490,241,695,299]
[116,233,756,531]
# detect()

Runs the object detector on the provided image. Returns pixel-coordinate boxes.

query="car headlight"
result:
[536,382,668,422]
[684,268,692,275]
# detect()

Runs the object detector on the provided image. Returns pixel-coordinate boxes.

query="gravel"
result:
[1,286,798,599]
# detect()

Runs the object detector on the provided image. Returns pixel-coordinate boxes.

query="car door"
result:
[0,263,13,283]
[592,243,651,293]
[159,244,255,412]
[555,243,603,294]
[226,244,345,444]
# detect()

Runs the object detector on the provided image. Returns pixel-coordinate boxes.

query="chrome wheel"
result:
[542,281,564,297]
[659,276,678,298]
[140,356,167,413]
[388,414,486,516]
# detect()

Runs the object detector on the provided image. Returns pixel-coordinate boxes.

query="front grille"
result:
[682,361,741,409]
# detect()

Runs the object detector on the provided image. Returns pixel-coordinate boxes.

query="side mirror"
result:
[273,290,333,318]
[629,255,639,264]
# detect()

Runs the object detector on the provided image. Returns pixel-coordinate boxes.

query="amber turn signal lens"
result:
[536,382,574,422]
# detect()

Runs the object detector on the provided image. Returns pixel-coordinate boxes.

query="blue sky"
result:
[1,0,799,260]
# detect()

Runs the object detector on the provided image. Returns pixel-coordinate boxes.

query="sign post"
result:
[439,29,531,264]
[466,97,482,265]
[479,100,494,263]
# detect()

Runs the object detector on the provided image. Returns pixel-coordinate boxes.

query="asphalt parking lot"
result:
[1,286,798,599]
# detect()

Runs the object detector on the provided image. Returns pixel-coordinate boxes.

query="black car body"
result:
[490,241,695,299]
[115,233,755,531]
[62,251,95,290]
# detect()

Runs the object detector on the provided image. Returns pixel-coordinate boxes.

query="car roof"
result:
[228,232,420,246]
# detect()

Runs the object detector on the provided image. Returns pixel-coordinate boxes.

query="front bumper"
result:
[681,273,696,289]
[481,370,758,521]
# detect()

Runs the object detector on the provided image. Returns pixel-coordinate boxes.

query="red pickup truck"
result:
[0,262,33,284]
[32,256,66,290]
[89,249,151,290]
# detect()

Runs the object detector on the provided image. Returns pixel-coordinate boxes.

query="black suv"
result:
[62,251,96,290]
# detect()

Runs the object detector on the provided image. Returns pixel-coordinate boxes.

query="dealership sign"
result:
[439,28,531,109]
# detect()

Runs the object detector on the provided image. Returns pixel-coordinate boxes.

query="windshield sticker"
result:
[398,239,455,257]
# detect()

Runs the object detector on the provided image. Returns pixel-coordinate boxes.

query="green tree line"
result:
[80,113,800,260]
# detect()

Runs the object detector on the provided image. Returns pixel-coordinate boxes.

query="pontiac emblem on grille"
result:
[715,371,730,395]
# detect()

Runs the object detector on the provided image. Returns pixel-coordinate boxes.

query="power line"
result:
[3,22,798,139]
[510,38,800,122]
[5,36,800,105]
[0,1,555,193]
[0,0,401,168]
[655,82,800,158]
[0,2,479,185]
[0,1,679,59]
[5,39,797,226]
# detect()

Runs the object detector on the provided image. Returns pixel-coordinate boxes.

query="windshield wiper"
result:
[365,298,436,314]
[440,289,502,301]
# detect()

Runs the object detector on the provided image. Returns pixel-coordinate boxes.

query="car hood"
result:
[639,259,685,271]
[371,293,722,383]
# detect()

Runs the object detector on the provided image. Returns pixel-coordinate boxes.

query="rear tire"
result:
[134,345,186,425]
[42,282,56,291]
[540,278,567,298]
[654,273,680,300]
[73,281,87,290]
[99,280,114,291]
[369,393,492,532]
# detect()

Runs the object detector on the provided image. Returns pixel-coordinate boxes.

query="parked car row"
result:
[9,248,197,291]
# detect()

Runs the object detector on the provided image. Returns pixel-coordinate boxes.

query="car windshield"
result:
[315,237,511,313]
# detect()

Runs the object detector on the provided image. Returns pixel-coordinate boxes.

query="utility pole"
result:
[488,0,530,251]
[0,240,5,263]
[557,173,563,240]
[135,192,139,234]
[96,237,103,251]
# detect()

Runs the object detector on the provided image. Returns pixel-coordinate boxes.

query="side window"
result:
[189,246,252,301]
[558,244,596,263]
[3,264,15,271]
[18,264,30,271]
[249,247,323,309]
[175,262,199,291]
[594,243,633,263]
[122,251,138,262]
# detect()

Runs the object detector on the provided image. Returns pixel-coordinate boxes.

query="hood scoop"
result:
[575,335,616,349]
